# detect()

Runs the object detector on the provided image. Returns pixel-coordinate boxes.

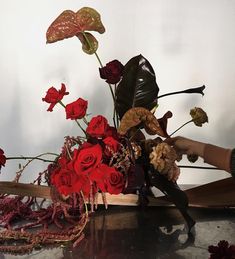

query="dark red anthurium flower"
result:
[42,83,69,111]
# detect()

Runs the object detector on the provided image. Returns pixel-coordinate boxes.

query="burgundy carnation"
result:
[99,60,124,84]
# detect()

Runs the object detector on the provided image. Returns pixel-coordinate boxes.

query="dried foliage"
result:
[118,107,166,137]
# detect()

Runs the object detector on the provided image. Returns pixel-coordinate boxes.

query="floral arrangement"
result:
[0,7,209,254]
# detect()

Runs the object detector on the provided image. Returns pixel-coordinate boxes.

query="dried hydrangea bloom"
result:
[149,142,177,174]
[167,163,180,181]
[190,107,208,127]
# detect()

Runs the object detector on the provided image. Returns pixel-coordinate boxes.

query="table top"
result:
[1,206,235,259]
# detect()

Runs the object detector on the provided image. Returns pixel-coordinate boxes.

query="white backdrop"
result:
[1,0,235,184]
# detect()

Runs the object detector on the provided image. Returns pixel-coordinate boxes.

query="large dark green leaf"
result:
[116,55,159,119]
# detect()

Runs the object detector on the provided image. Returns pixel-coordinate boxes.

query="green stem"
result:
[170,120,193,137]
[58,101,66,108]
[81,32,118,127]
[6,152,59,163]
[75,119,87,135]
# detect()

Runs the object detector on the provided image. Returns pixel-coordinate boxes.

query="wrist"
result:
[189,140,205,157]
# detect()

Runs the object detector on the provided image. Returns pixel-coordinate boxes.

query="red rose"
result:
[86,115,108,138]
[90,164,124,194]
[73,144,102,175]
[51,167,90,196]
[65,98,88,120]
[89,163,107,192]
[0,148,6,170]
[99,60,124,84]
[103,136,120,156]
[42,83,69,111]
[105,166,125,194]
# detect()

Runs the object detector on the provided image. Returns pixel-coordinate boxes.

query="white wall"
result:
[0,0,235,184]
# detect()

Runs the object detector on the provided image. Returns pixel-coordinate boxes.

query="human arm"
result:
[166,136,232,173]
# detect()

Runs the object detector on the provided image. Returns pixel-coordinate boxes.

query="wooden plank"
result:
[0,178,234,208]
[0,181,51,199]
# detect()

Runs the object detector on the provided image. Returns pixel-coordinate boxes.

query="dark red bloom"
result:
[65,98,88,120]
[0,148,6,170]
[103,165,125,194]
[42,83,69,111]
[103,136,120,156]
[51,167,90,196]
[99,60,124,84]
[86,115,109,138]
[73,144,102,176]
[105,126,119,140]
[90,163,125,194]
[208,240,235,259]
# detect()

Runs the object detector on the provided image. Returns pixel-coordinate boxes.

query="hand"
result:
[165,136,205,158]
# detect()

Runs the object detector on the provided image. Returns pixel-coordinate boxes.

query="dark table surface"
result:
[1,206,235,259]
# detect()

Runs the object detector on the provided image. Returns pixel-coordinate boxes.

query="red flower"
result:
[99,60,124,84]
[65,98,88,120]
[103,136,120,156]
[42,83,69,111]
[105,126,119,139]
[0,148,6,170]
[51,167,90,196]
[86,115,108,138]
[208,240,235,258]
[73,144,102,176]
[90,163,124,194]
[104,165,125,194]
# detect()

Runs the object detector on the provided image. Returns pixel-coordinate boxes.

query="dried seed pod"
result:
[187,154,198,163]
[118,107,166,137]
[190,107,208,127]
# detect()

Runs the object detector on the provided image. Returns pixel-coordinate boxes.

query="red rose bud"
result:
[86,115,109,138]
[65,98,88,120]
[99,60,124,84]
[103,136,120,156]
[42,83,69,111]
[0,148,6,170]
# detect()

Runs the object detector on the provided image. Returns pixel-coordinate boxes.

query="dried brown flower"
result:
[190,107,208,127]
[118,107,166,137]
[149,143,177,175]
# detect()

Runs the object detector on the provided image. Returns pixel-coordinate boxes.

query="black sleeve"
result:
[230,149,235,178]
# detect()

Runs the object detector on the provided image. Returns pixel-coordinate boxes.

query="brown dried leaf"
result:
[118,107,166,137]
[46,7,105,44]
[76,7,105,33]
